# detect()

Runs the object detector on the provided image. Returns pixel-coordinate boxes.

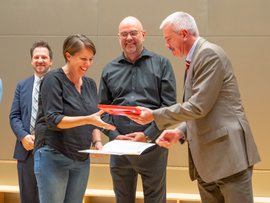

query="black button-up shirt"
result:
[99,48,177,141]
[34,68,99,161]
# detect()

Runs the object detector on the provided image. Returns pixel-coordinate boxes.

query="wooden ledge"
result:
[0,186,270,203]
[0,185,19,193]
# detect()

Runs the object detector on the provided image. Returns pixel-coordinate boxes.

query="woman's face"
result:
[66,47,94,77]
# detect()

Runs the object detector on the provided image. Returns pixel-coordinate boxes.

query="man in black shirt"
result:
[99,16,177,203]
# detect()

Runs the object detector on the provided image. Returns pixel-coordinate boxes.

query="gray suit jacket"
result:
[153,38,261,183]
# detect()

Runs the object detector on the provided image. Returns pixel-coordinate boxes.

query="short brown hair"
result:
[30,40,53,59]
[63,34,96,62]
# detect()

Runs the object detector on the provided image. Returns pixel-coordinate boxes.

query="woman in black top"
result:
[34,34,115,203]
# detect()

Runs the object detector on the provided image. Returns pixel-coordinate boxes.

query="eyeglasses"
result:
[119,30,142,38]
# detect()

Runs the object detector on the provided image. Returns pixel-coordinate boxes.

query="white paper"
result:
[79,140,155,155]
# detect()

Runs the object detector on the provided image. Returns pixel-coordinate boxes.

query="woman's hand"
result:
[87,110,116,130]
[93,141,106,157]
[57,110,116,130]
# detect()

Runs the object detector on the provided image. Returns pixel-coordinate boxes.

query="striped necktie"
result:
[30,78,41,134]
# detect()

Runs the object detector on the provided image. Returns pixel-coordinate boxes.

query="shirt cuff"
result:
[143,122,161,142]
[102,128,120,141]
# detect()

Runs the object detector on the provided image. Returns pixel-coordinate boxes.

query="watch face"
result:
[98,104,141,115]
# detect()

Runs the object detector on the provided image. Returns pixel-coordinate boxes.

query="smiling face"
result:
[65,47,94,77]
[163,23,187,58]
[31,47,52,77]
[118,17,146,61]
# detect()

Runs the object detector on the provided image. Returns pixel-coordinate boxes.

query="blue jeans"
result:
[34,145,90,203]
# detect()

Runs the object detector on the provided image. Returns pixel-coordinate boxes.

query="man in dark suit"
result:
[10,41,52,203]
[125,12,261,203]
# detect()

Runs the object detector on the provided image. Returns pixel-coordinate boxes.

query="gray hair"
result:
[160,12,199,36]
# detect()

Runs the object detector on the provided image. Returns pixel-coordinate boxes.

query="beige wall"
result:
[0,0,270,199]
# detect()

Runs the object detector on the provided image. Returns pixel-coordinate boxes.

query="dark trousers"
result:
[197,166,254,203]
[110,145,168,203]
[17,151,39,203]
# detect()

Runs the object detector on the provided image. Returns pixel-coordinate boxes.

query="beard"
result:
[124,42,138,54]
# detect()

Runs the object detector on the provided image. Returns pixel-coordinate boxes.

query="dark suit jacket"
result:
[153,38,261,183]
[10,76,34,161]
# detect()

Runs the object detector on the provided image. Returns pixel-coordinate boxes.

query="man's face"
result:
[31,47,52,77]
[118,22,145,57]
[163,24,185,58]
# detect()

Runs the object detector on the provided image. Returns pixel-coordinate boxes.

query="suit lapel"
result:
[25,76,34,124]
[183,38,207,102]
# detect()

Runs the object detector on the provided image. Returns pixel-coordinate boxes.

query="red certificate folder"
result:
[98,104,141,115]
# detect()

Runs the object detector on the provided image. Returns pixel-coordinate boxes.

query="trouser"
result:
[197,166,254,203]
[34,145,90,203]
[17,151,39,203]
[110,145,168,203]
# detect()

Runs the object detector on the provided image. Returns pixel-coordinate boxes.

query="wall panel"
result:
[98,0,208,36]
[0,0,99,36]
[208,0,270,36]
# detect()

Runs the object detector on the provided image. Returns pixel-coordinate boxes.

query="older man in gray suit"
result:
[125,12,261,203]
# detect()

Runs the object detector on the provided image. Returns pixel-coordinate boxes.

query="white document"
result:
[79,140,155,155]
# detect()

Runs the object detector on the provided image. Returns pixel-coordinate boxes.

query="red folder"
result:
[98,104,141,115]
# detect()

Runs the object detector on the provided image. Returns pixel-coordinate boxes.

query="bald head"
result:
[118,16,146,62]
[119,16,143,32]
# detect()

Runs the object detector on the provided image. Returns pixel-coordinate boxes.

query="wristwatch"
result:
[145,136,152,143]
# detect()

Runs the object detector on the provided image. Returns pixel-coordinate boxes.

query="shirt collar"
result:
[186,37,200,62]
[34,74,43,83]
[118,47,153,63]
